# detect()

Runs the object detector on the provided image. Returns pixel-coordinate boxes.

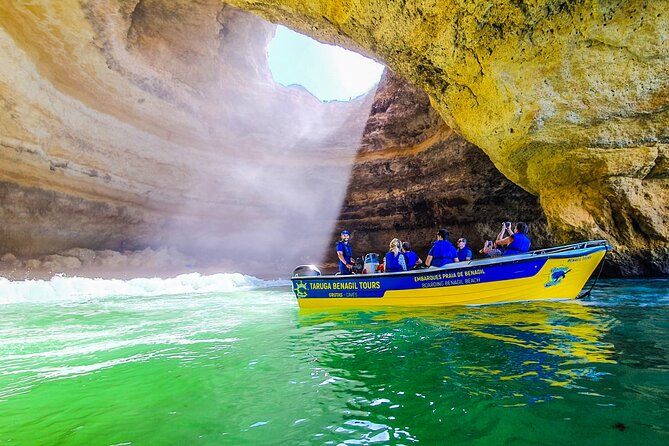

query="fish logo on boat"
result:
[293,280,308,298]
[545,266,571,288]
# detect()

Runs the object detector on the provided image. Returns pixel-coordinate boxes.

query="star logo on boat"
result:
[293,280,308,298]
[545,266,571,288]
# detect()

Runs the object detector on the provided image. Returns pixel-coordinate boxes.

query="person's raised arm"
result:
[496,223,507,242]
[496,223,514,247]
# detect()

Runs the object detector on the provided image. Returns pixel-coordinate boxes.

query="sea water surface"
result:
[0,274,667,445]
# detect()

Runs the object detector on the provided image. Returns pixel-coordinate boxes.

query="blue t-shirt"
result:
[404,251,419,269]
[504,233,531,256]
[385,251,406,272]
[457,247,473,261]
[428,240,457,267]
[336,241,353,270]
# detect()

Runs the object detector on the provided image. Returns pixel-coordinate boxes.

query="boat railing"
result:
[461,240,609,268]
[530,239,609,256]
[293,240,610,279]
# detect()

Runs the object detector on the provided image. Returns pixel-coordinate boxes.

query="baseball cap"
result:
[341,230,350,235]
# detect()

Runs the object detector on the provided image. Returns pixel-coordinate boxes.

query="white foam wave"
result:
[0,273,290,305]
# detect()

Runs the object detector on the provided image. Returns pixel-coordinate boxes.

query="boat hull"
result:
[291,242,609,309]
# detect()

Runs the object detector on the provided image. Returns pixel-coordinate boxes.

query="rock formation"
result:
[0,2,375,277]
[0,1,667,277]
[224,0,668,275]
[338,70,552,260]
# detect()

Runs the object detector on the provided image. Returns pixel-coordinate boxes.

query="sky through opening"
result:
[267,26,385,102]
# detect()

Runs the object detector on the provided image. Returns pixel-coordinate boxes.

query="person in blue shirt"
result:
[456,237,473,261]
[479,240,502,258]
[336,230,354,274]
[402,241,423,269]
[425,228,458,267]
[384,238,407,272]
[496,222,531,256]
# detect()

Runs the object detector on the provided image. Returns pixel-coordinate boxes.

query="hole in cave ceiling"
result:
[267,25,384,102]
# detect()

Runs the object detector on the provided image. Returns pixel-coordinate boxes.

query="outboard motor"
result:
[292,265,322,277]
[353,257,364,274]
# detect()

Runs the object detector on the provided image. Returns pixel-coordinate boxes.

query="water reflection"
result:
[293,301,617,442]
[298,301,616,365]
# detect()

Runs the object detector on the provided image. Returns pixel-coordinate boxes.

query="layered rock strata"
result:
[0,2,374,277]
[338,71,553,261]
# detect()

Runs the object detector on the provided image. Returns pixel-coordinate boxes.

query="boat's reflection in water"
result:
[295,301,617,407]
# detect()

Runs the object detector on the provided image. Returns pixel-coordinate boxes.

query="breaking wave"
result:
[0,273,290,305]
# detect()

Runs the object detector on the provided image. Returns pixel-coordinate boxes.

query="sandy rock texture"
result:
[0,246,197,280]
[226,0,669,274]
[0,1,375,277]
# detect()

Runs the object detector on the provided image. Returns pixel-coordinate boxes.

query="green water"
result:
[0,278,667,445]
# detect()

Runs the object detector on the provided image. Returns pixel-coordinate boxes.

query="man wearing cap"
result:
[336,230,354,275]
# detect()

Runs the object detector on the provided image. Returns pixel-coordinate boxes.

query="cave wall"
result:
[0,1,667,277]
[337,71,553,260]
[225,0,669,275]
[0,2,375,276]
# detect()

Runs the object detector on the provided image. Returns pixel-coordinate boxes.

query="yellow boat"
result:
[291,240,610,309]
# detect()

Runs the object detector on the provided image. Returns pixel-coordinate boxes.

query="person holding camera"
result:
[480,240,502,258]
[495,221,531,256]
